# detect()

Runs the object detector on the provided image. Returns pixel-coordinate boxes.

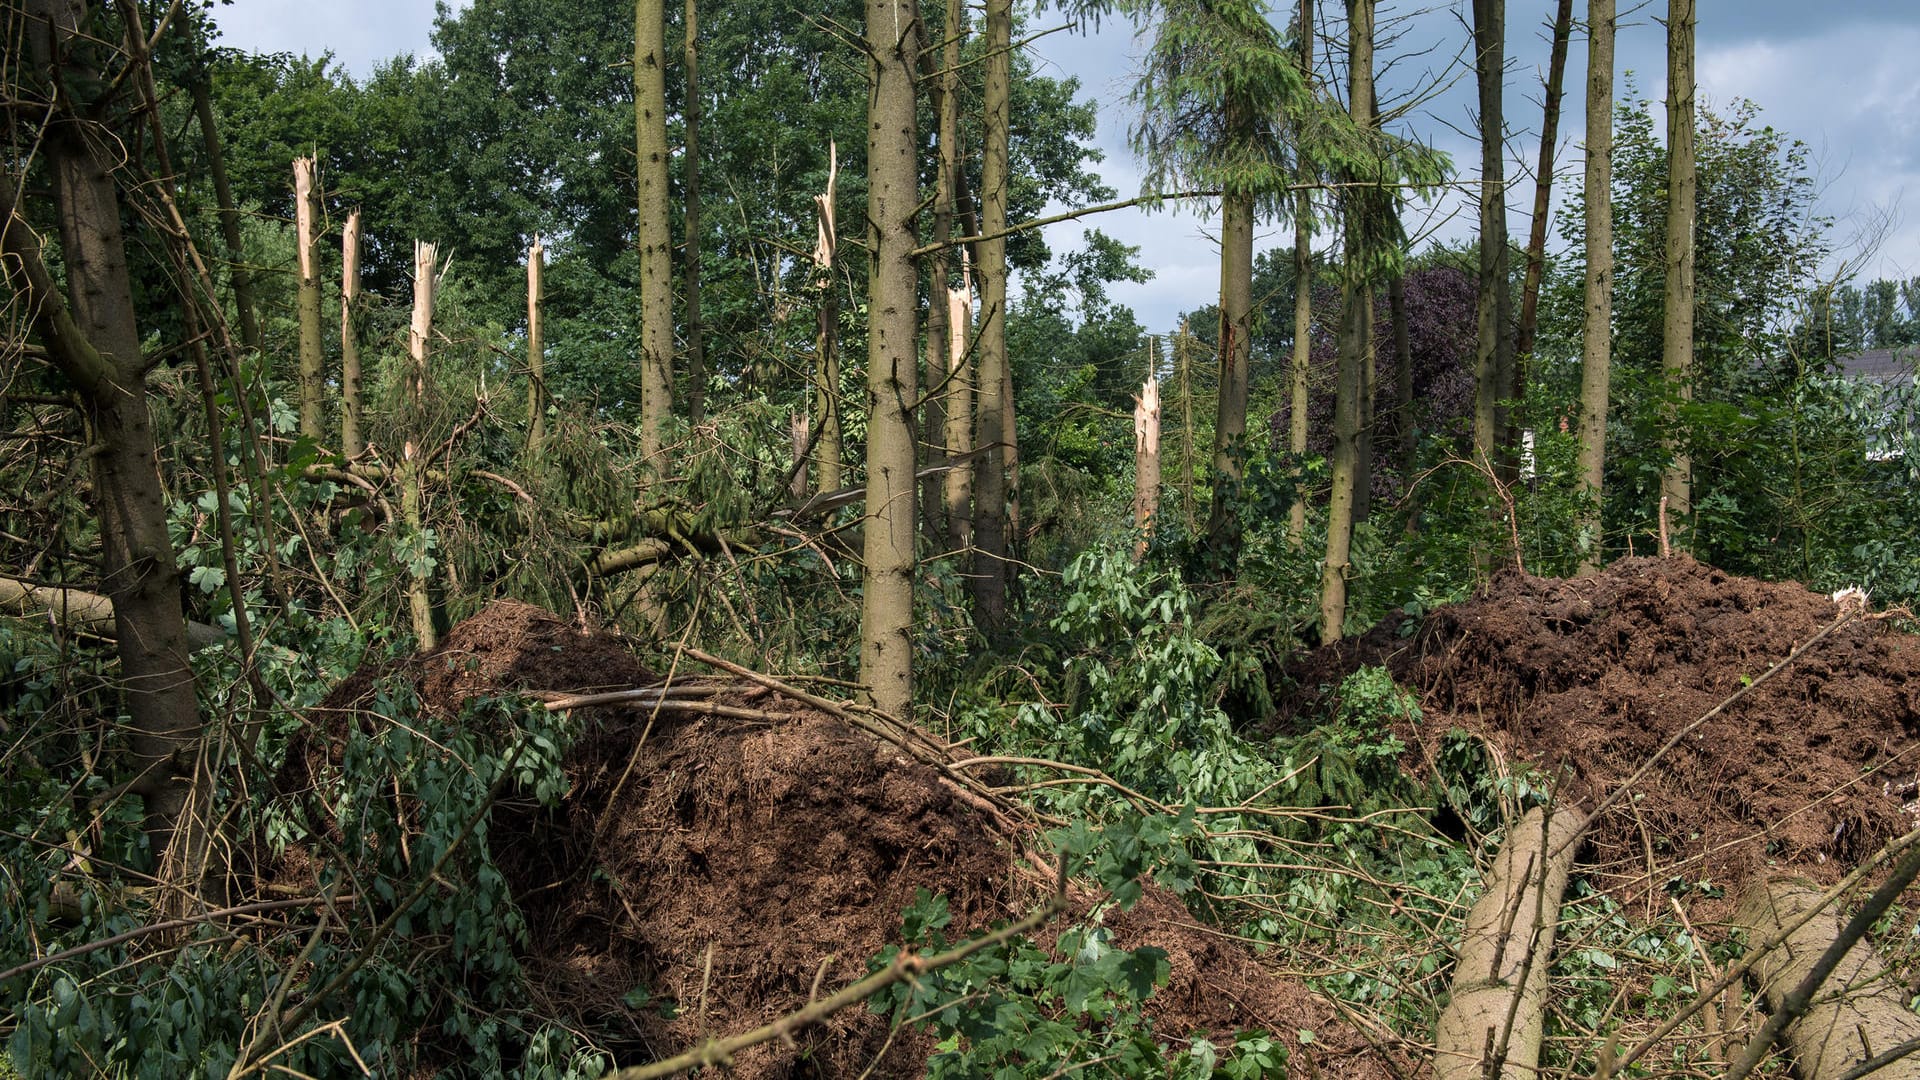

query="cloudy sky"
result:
[214,0,1920,334]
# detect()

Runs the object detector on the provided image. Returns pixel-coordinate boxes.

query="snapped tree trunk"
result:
[1434,804,1587,1080]
[859,0,921,719]
[636,0,674,473]
[1132,376,1162,561]
[1733,878,1920,1080]
[1207,184,1255,568]
[944,283,975,552]
[341,208,365,458]
[1576,0,1615,574]
[294,156,326,443]
[812,144,843,493]
[8,0,202,863]
[682,0,705,427]
[403,241,441,649]
[1660,0,1697,528]
[1286,0,1315,546]
[526,234,546,451]
[1319,0,1374,643]
[970,0,1012,635]
[1178,319,1196,533]
[192,79,261,355]
[1470,0,1513,473]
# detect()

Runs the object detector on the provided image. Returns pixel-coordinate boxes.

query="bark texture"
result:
[1286,0,1315,544]
[1576,0,1615,574]
[636,0,674,472]
[294,156,326,442]
[1319,0,1372,643]
[1470,0,1513,468]
[1660,0,1697,525]
[1434,804,1587,1080]
[682,0,705,427]
[970,0,1012,634]
[1734,878,1920,1080]
[192,79,261,354]
[403,241,441,649]
[1515,0,1573,367]
[527,234,546,451]
[859,0,921,719]
[10,0,202,860]
[1207,188,1255,564]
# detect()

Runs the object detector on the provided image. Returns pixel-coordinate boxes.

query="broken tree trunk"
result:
[294,156,326,442]
[1132,375,1161,561]
[527,234,547,452]
[402,241,441,649]
[341,208,364,458]
[1732,877,1920,1080]
[1435,803,1587,1080]
[1,577,225,651]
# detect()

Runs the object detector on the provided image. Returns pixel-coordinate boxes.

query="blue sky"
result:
[213,0,1920,336]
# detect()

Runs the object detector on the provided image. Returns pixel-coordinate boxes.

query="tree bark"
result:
[921,0,964,548]
[1515,0,1574,369]
[342,208,365,458]
[970,0,1012,634]
[1286,0,1315,546]
[1132,376,1162,561]
[812,145,843,493]
[293,156,326,443]
[9,0,201,861]
[1733,877,1920,1080]
[192,79,261,355]
[1320,0,1373,643]
[859,0,921,719]
[1207,185,1255,567]
[1470,0,1513,473]
[1660,0,1696,528]
[0,577,224,651]
[1434,804,1587,1080]
[636,0,674,473]
[1576,0,1614,574]
[403,241,441,649]
[682,0,705,427]
[943,283,974,551]
[526,234,546,451]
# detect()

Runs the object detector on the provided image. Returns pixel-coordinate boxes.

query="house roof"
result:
[1835,347,1918,384]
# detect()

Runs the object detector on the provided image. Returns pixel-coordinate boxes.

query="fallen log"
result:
[1434,802,1587,1080]
[0,576,225,651]
[1733,876,1920,1080]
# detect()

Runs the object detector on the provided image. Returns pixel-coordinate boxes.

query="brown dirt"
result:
[296,600,1407,1078]
[1277,556,1920,919]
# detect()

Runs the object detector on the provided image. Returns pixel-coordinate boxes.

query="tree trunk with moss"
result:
[1576,0,1615,574]
[8,0,203,866]
[971,0,1012,634]
[1660,0,1696,528]
[1319,0,1373,643]
[1470,0,1513,472]
[294,156,326,442]
[859,0,921,719]
[1286,0,1315,546]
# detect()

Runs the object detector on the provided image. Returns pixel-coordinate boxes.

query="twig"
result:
[0,894,355,985]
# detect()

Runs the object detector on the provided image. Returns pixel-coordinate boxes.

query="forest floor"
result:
[296,557,1920,1076]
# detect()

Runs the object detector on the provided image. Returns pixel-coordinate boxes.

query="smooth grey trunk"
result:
[859,0,922,718]
[1576,0,1615,574]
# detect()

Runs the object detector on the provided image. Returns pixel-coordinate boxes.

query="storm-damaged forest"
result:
[3,0,1920,1075]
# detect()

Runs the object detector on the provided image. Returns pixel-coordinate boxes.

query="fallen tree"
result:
[1730,874,1920,1080]
[1,576,226,652]
[1434,802,1587,1080]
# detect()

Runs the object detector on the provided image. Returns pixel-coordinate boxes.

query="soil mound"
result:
[1280,556,1920,912]
[297,602,1407,1077]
